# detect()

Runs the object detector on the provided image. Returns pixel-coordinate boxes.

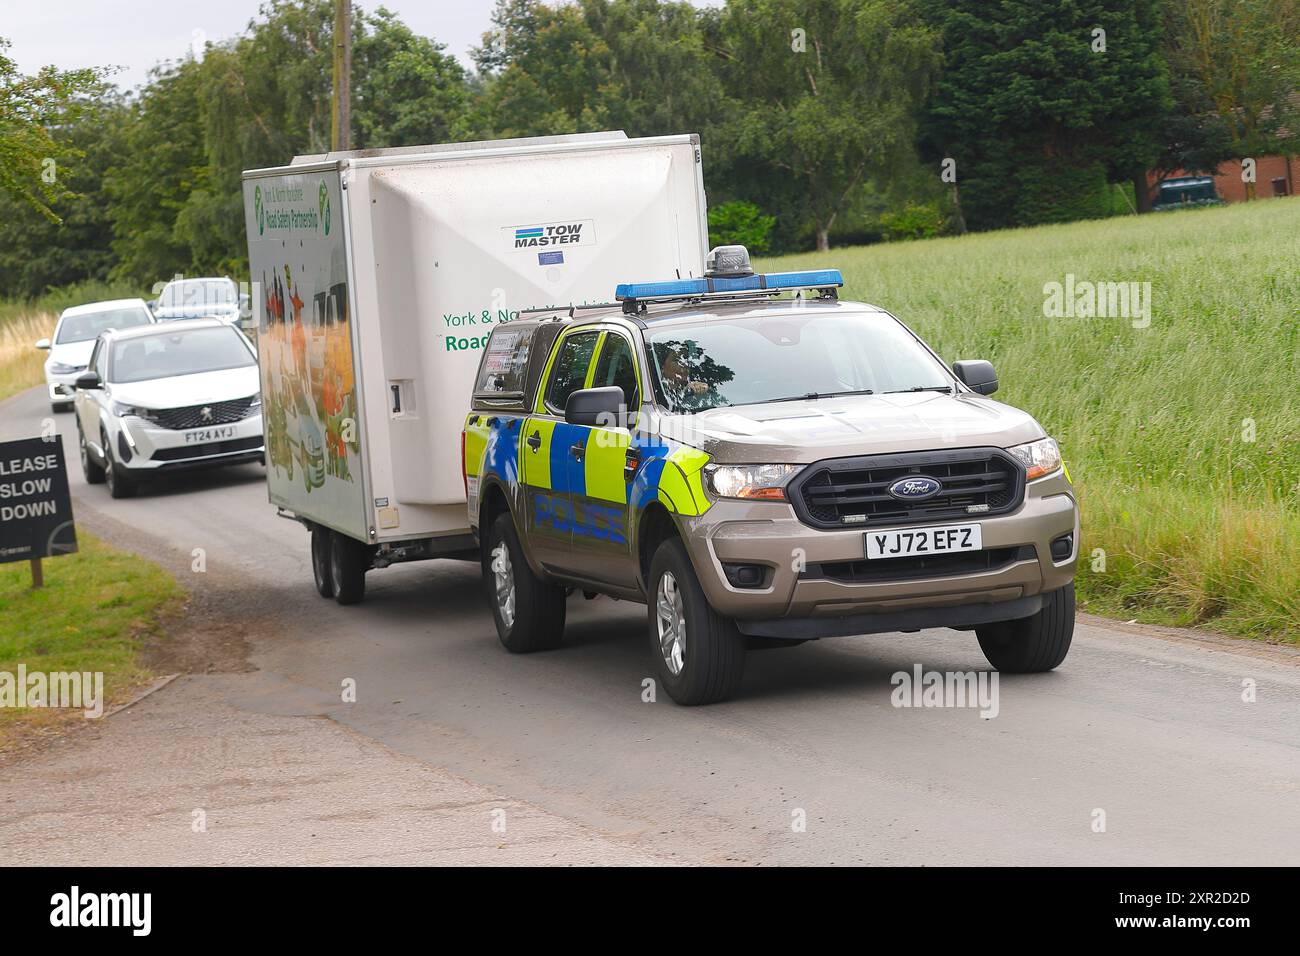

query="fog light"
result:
[1050,533,1073,561]
[117,431,133,463]
[722,563,768,589]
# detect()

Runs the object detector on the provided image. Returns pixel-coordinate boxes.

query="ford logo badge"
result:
[888,476,942,501]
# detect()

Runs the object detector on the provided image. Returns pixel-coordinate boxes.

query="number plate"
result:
[183,426,236,443]
[865,523,982,560]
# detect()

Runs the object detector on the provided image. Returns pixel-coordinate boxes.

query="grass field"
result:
[762,197,1300,642]
[0,535,183,750]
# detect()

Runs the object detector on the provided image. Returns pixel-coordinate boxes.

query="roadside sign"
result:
[0,436,78,586]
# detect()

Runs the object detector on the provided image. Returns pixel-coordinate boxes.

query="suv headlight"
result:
[703,463,802,501]
[1008,437,1062,481]
[111,401,157,423]
[48,361,82,374]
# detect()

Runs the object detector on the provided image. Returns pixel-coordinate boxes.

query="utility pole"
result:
[331,0,351,151]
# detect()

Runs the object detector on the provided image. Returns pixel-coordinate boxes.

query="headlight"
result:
[249,391,262,409]
[49,361,82,374]
[703,463,802,501]
[111,401,157,422]
[1008,437,1062,481]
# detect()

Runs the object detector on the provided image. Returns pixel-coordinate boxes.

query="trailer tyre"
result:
[647,537,746,705]
[329,532,369,605]
[311,525,335,599]
[484,512,566,652]
[976,583,1075,673]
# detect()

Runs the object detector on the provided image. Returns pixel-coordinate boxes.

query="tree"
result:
[1163,0,1300,199]
[353,7,472,148]
[920,0,1170,230]
[0,94,128,297]
[719,0,941,250]
[0,37,106,223]
[103,60,209,285]
[474,0,722,139]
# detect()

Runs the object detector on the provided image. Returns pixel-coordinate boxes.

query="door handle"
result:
[526,431,541,452]
[570,443,584,461]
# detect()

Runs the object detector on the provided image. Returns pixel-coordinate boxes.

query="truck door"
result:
[562,329,642,587]
[519,329,602,574]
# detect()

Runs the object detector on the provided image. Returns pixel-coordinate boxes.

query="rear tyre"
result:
[483,512,566,652]
[311,525,335,599]
[647,537,746,705]
[102,431,137,499]
[976,583,1075,673]
[329,532,369,605]
[79,424,105,484]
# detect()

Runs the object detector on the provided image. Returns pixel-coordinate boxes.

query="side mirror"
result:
[564,386,628,428]
[74,370,101,390]
[953,359,998,396]
[35,338,51,350]
[146,300,159,312]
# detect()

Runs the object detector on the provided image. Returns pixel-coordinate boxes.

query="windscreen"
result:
[111,327,255,383]
[56,307,152,344]
[647,310,953,413]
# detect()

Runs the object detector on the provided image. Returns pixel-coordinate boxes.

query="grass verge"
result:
[0,534,183,752]
[761,197,1300,643]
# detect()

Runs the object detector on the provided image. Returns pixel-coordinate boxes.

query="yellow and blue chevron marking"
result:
[464,412,713,522]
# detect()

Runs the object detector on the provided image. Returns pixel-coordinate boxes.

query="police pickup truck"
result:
[462,246,1079,705]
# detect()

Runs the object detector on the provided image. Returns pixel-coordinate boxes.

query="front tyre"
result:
[976,583,1075,673]
[310,524,335,599]
[102,430,137,499]
[647,537,746,705]
[483,512,566,652]
[79,423,105,485]
[329,532,369,605]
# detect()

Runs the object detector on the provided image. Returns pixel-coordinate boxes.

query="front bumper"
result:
[679,469,1079,629]
[113,412,265,472]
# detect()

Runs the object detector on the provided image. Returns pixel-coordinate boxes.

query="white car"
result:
[151,277,246,325]
[37,298,155,412]
[73,319,265,498]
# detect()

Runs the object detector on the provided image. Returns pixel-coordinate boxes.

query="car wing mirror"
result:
[564,386,629,427]
[953,359,998,395]
[35,338,51,350]
[74,370,102,390]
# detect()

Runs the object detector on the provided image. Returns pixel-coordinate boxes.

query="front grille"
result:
[804,545,1035,584]
[147,396,257,430]
[790,447,1024,529]
[150,436,263,462]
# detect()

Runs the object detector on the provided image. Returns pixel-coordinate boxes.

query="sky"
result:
[4,0,720,92]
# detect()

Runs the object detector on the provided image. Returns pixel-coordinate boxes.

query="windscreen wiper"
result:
[882,385,955,395]
[745,388,877,406]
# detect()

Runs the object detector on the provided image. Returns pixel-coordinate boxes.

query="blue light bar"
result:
[615,269,844,302]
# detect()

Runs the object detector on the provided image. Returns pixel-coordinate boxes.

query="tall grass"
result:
[761,197,1300,642]
[0,311,56,404]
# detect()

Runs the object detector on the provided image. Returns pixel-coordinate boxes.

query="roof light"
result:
[705,245,754,278]
[616,244,843,312]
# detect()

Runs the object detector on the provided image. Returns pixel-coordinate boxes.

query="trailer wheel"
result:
[484,512,566,652]
[310,525,335,599]
[330,532,369,605]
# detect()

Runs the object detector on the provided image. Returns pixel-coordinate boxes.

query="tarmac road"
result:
[3,385,1298,865]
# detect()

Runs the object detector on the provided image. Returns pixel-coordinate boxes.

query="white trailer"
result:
[241,132,709,602]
